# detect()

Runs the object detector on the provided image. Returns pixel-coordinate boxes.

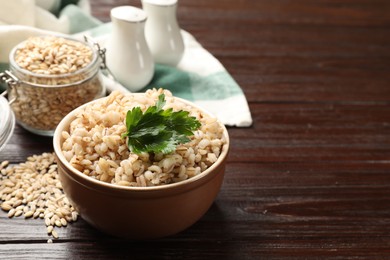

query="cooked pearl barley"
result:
[61,88,226,187]
[0,153,78,240]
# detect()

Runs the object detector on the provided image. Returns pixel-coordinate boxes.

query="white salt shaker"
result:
[142,0,185,66]
[106,6,154,92]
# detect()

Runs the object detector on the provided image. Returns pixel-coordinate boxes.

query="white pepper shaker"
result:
[106,6,154,92]
[142,0,185,66]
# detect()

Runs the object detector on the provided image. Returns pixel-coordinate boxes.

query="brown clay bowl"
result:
[53,94,229,240]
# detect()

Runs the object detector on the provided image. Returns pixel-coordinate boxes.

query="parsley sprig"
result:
[122,94,201,154]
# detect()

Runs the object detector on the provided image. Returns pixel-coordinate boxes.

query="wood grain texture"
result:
[1,0,390,259]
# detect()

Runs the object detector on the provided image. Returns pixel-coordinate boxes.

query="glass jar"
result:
[0,94,15,152]
[1,36,106,136]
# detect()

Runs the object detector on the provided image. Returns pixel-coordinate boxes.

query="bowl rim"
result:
[53,92,230,193]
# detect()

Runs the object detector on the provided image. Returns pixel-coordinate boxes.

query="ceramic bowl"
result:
[53,94,229,240]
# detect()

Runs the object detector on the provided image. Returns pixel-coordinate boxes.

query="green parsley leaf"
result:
[122,94,201,154]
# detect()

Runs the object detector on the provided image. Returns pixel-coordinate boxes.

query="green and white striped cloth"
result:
[0,0,252,127]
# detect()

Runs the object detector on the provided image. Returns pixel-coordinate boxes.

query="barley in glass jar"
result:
[5,36,106,136]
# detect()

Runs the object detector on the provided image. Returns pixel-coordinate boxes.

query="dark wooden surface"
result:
[1,0,390,259]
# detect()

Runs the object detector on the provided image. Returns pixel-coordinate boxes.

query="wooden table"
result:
[1,0,390,258]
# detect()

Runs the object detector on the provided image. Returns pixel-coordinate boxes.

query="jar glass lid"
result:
[0,94,15,152]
